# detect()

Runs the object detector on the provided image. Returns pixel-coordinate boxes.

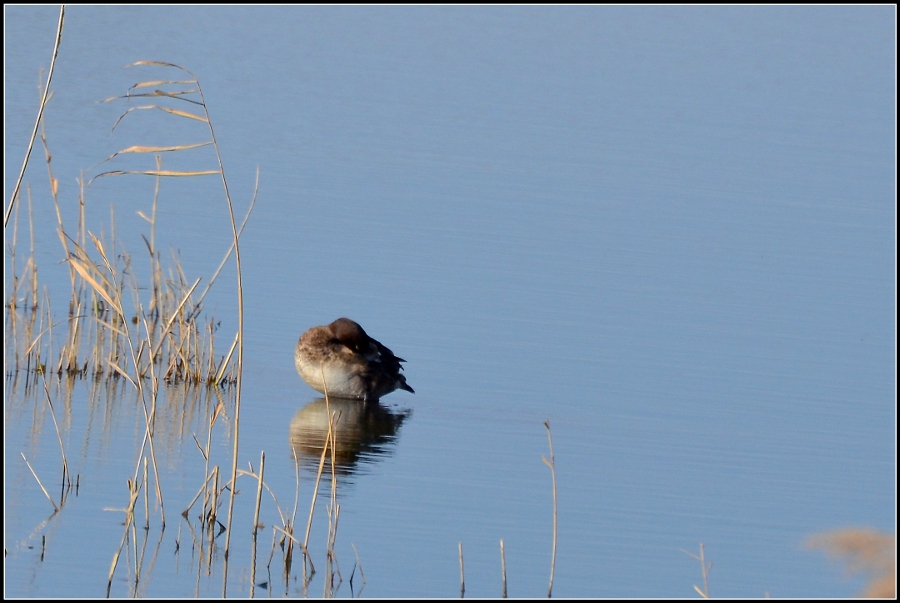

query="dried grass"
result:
[807,528,896,598]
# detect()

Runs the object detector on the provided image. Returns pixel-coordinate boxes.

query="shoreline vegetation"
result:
[5,9,893,598]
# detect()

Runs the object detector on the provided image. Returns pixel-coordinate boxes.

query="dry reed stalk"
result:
[129,480,140,587]
[28,191,38,311]
[13,59,244,386]
[681,543,712,598]
[149,277,201,363]
[146,156,162,316]
[201,401,223,511]
[272,525,313,560]
[40,374,71,488]
[142,456,150,530]
[215,331,240,386]
[106,477,142,597]
[20,452,59,513]
[210,465,220,527]
[303,406,337,550]
[29,294,48,389]
[7,187,20,305]
[96,60,255,588]
[350,543,366,595]
[7,58,254,595]
[500,539,507,598]
[66,229,173,536]
[302,368,335,557]
[325,504,342,597]
[132,314,165,526]
[322,384,343,596]
[155,62,252,591]
[42,290,55,379]
[289,446,303,558]
[5,195,23,376]
[187,167,260,323]
[43,122,77,299]
[250,451,265,598]
[542,420,558,598]
[224,467,279,514]
[250,457,265,529]
[5,4,64,228]
[181,468,218,519]
[9,170,235,387]
[3,189,39,384]
[325,401,342,597]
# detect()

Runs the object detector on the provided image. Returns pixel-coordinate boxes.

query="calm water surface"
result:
[5,6,895,598]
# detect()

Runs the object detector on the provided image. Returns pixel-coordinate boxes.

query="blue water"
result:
[5,5,895,598]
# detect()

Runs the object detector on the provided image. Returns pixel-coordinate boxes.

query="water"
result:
[4,5,895,598]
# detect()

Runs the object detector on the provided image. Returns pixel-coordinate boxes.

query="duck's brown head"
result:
[329,317,369,352]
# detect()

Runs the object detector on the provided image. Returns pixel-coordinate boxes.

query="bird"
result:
[295,318,414,402]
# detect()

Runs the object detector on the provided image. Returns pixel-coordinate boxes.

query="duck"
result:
[295,317,414,402]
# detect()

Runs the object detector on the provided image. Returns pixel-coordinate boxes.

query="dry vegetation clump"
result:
[807,528,896,598]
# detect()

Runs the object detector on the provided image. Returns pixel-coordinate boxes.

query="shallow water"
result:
[4,6,895,598]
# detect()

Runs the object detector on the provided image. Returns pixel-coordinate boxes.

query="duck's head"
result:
[329,317,369,352]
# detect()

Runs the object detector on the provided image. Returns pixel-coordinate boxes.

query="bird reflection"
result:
[289,397,411,476]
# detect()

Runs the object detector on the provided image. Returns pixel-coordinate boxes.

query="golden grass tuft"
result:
[807,528,896,598]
